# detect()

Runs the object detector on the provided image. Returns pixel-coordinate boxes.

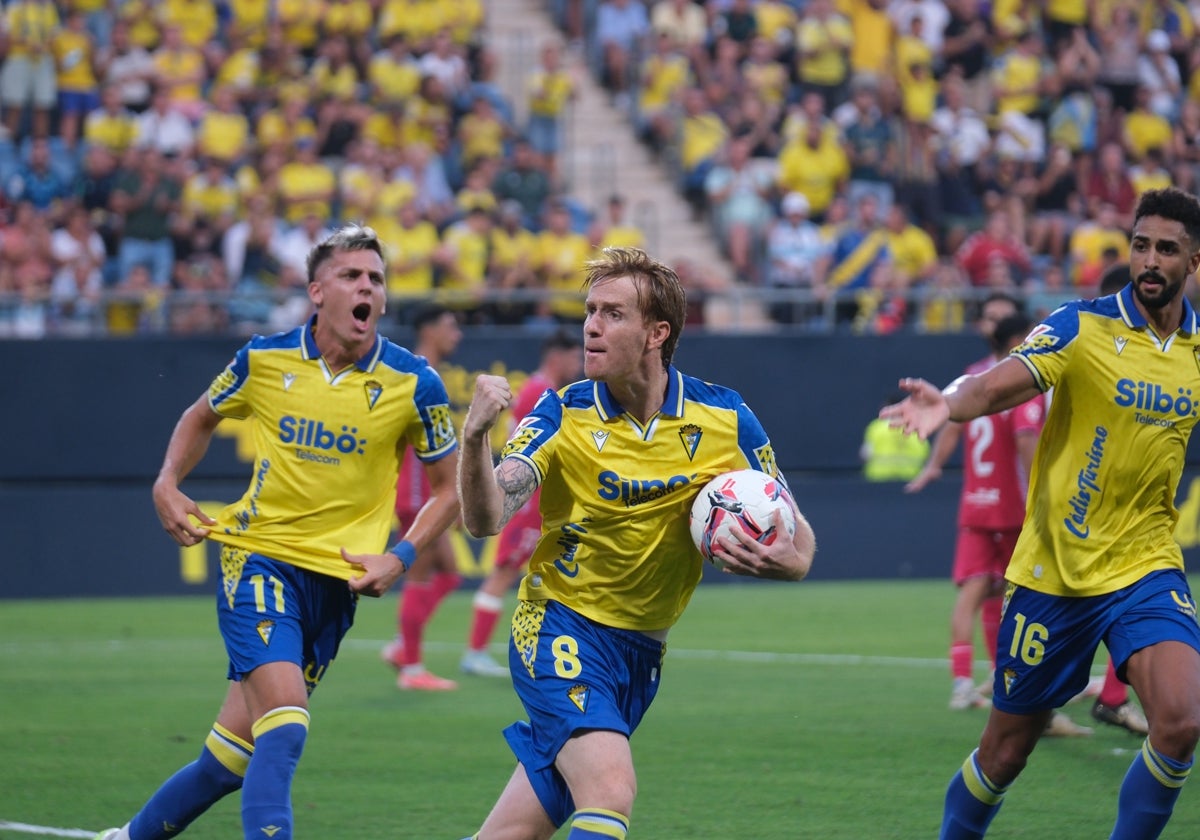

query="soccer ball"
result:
[689,469,797,569]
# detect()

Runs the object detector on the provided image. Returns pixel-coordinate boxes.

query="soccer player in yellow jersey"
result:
[457,247,815,840]
[882,188,1200,840]
[93,226,460,840]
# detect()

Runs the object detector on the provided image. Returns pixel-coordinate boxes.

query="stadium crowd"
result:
[573,0,1200,331]
[0,0,1195,337]
[0,0,630,337]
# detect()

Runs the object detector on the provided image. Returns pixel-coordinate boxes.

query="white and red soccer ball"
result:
[689,469,797,569]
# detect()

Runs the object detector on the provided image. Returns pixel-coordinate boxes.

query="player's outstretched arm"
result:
[881,358,1039,441]
[459,374,537,537]
[152,393,222,546]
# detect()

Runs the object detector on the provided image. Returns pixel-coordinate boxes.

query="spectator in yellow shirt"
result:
[536,201,592,322]
[591,193,646,250]
[1122,85,1174,161]
[369,34,421,107]
[226,0,271,49]
[1,0,61,140]
[457,94,510,172]
[526,41,577,180]
[152,23,206,121]
[636,31,692,154]
[159,0,217,52]
[884,203,938,285]
[487,199,540,325]
[84,83,138,155]
[843,0,895,78]
[276,0,323,59]
[679,86,730,217]
[196,86,251,167]
[777,118,850,221]
[434,206,492,318]
[1068,202,1129,288]
[376,198,441,300]
[795,0,853,108]
[990,28,1048,117]
[182,157,240,238]
[52,8,99,149]
[275,138,336,224]
[256,91,318,155]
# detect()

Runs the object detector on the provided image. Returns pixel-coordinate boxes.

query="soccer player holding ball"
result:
[457,247,815,840]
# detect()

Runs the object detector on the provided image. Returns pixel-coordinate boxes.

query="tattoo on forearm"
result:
[495,460,536,524]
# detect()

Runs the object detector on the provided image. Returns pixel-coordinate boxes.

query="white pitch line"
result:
[0,636,1011,672]
[0,820,98,838]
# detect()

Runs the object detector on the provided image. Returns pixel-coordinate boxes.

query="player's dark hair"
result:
[306,223,384,285]
[412,303,454,333]
[993,313,1032,350]
[980,291,1022,316]
[584,247,687,370]
[541,326,582,355]
[1098,263,1132,295]
[1134,188,1200,248]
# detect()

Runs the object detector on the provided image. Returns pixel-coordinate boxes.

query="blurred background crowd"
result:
[0,0,1195,338]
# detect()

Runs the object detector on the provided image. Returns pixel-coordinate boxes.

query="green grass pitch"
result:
[2,579,1198,838]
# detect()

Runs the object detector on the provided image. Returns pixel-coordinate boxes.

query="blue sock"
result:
[565,808,629,839]
[128,724,251,840]
[941,749,1008,840]
[1111,739,1192,840]
[242,706,309,840]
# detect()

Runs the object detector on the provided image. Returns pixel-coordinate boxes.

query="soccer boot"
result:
[1044,711,1094,737]
[1091,700,1150,735]
[398,668,458,691]
[460,650,510,677]
[949,676,990,711]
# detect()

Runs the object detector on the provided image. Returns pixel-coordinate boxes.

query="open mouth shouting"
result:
[351,302,373,330]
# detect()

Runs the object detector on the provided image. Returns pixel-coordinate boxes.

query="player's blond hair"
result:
[584,247,687,370]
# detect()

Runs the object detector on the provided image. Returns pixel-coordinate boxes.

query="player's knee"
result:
[979,743,1031,787]
[1152,708,1200,756]
[579,773,636,815]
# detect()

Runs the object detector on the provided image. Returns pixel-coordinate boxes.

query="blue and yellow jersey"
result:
[501,367,784,631]
[205,318,457,581]
[1008,286,1200,596]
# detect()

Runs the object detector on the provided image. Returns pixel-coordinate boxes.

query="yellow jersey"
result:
[207,319,457,580]
[1008,287,1200,595]
[502,369,787,631]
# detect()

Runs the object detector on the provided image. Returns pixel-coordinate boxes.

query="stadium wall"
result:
[3,333,1198,598]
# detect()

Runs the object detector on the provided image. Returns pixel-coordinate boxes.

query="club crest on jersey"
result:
[1003,668,1018,696]
[678,424,702,461]
[592,430,610,452]
[364,379,382,410]
[568,684,590,712]
[282,372,296,391]
[256,619,275,645]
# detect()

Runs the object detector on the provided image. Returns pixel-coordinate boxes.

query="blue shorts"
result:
[58,90,99,115]
[504,599,664,826]
[216,547,357,695]
[992,569,1200,714]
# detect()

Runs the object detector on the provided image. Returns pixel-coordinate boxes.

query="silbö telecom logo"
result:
[279,415,367,465]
